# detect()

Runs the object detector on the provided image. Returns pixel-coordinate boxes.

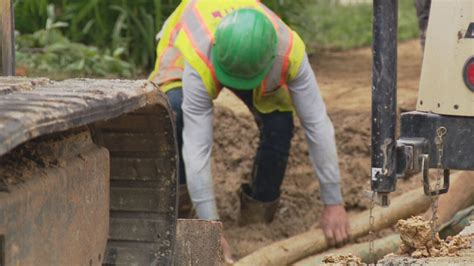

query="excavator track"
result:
[94,100,178,265]
[0,77,178,265]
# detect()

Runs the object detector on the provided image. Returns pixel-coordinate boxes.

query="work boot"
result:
[178,184,194,218]
[238,183,279,226]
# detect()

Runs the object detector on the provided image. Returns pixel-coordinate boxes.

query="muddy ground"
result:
[211,40,425,258]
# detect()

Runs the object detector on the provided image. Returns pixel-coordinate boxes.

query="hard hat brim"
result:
[212,47,274,90]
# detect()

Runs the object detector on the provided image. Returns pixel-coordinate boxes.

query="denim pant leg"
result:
[166,88,187,185]
[232,90,295,202]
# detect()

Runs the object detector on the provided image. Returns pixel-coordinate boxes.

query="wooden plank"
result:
[0,0,15,76]
[174,219,224,266]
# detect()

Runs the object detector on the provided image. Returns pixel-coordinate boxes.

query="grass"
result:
[14,0,177,70]
[15,4,134,79]
[291,0,419,52]
[12,0,420,78]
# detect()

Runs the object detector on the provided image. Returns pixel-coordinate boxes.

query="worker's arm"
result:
[288,54,343,205]
[288,54,349,246]
[181,62,219,221]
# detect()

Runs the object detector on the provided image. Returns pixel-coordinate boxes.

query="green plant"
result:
[13,0,419,75]
[14,0,179,69]
[16,4,133,79]
[283,0,419,52]
[14,0,49,33]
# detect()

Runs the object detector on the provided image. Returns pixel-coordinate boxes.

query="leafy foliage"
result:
[14,0,177,69]
[13,0,419,77]
[16,5,133,78]
[277,0,419,51]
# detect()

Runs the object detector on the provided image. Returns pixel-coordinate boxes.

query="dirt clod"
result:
[396,216,472,258]
[322,253,362,265]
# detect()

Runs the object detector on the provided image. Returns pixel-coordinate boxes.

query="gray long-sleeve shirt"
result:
[182,54,342,220]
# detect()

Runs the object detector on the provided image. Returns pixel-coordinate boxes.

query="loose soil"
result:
[322,253,363,265]
[379,217,474,265]
[396,216,472,258]
[0,128,91,191]
[212,40,425,258]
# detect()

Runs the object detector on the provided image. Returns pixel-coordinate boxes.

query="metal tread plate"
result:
[94,106,178,266]
[0,77,163,157]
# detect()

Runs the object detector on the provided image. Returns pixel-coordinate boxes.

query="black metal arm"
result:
[371,0,398,205]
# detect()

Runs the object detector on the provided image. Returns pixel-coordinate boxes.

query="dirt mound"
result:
[397,216,472,258]
[323,253,362,265]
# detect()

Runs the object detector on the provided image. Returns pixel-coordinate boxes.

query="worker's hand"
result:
[221,235,235,265]
[320,204,351,248]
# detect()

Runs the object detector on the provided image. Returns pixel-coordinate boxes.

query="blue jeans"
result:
[166,88,294,202]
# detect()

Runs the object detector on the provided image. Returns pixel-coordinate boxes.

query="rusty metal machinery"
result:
[0,2,222,265]
[0,3,224,265]
[0,78,178,265]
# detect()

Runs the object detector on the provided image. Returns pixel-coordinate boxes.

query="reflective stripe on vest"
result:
[150,47,183,85]
[175,0,223,96]
[149,2,187,88]
[258,3,294,95]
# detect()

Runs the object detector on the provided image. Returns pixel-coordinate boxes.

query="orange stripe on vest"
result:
[280,33,294,85]
[182,24,220,88]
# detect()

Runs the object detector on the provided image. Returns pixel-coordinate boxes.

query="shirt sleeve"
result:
[287,54,344,205]
[181,62,219,220]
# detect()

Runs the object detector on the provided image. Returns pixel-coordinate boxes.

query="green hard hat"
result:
[212,8,278,90]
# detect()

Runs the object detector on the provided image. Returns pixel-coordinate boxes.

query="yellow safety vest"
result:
[149,0,306,113]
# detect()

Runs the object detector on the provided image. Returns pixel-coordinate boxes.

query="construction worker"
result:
[149,0,350,261]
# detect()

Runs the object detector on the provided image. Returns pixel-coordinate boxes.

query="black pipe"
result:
[371,0,398,194]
